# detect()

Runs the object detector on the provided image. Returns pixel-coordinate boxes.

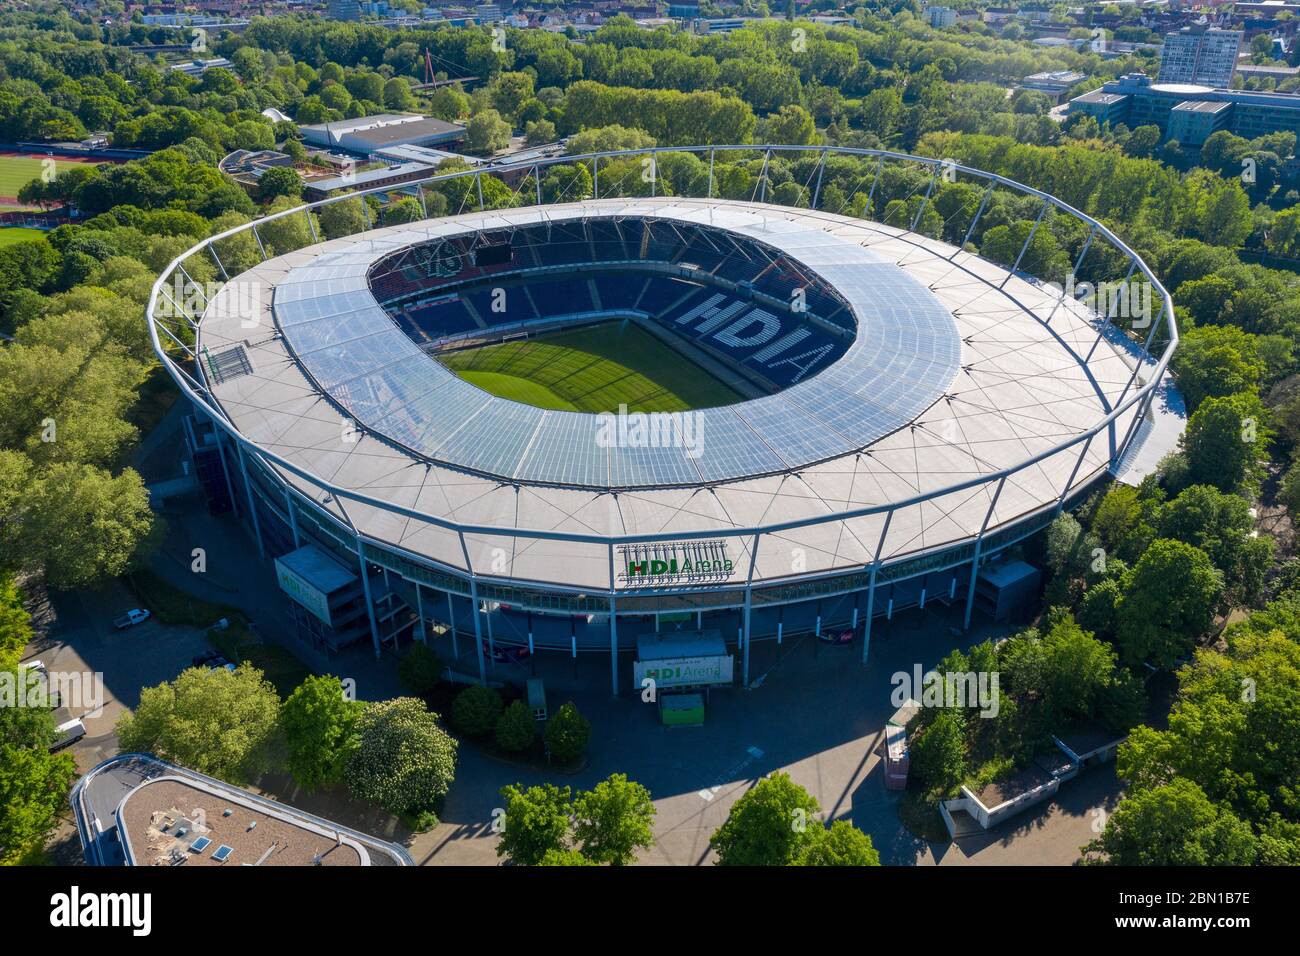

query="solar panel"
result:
[212,844,233,862]
[189,836,212,853]
[274,208,961,488]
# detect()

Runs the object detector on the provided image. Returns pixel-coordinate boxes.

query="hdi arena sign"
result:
[633,655,735,689]
[618,540,734,587]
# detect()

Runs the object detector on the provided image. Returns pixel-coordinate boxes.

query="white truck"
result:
[112,608,151,629]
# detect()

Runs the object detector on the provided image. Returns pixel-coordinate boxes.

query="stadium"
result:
[150,146,1178,693]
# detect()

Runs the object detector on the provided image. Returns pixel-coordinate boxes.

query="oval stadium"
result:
[151,147,1178,692]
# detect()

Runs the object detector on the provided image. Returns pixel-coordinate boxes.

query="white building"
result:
[1158,28,1243,89]
[926,6,957,28]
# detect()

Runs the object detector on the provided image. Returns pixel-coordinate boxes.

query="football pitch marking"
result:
[436,319,743,413]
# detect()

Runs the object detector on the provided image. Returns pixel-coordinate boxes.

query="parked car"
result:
[113,608,151,629]
[20,660,59,707]
[191,650,234,672]
[818,628,855,645]
[481,641,531,665]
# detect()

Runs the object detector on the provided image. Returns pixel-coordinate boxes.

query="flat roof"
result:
[1171,99,1231,113]
[272,208,961,488]
[307,161,433,193]
[78,756,412,866]
[972,764,1056,810]
[196,198,1142,592]
[119,777,368,866]
[636,629,727,659]
[1073,90,1127,105]
[276,544,357,593]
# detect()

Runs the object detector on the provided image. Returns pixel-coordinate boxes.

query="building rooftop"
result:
[193,197,1144,592]
[119,778,367,867]
[72,755,413,866]
[1073,89,1128,105]
[1170,99,1231,114]
[277,544,358,594]
[306,161,434,194]
[971,763,1056,810]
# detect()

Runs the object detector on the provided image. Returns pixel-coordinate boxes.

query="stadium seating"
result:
[370,217,854,389]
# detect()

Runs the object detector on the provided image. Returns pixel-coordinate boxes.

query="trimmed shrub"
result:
[544,701,590,764]
[451,683,504,737]
[397,642,443,696]
[496,699,537,752]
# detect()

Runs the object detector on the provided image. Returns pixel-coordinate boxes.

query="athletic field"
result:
[0,154,100,201]
[0,156,50,200]
[0,226,45,247]
[436,320,742,413]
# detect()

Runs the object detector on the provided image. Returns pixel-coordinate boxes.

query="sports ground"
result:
[435,320,743,413]
[0,154,101,206]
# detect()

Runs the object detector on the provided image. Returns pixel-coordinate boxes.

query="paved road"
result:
[31,399,1122,866]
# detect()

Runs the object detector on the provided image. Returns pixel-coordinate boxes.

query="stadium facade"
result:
[150,146,1178,693]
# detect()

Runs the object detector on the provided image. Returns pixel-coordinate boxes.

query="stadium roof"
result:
[197,198,1143,591]
[273,207,961,488]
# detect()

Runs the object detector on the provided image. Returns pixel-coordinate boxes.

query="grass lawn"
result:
[436,320,742,413]
[0,226,46,247]
[208,619,312,699]
[127,569,243,629]
[0,156,53,199]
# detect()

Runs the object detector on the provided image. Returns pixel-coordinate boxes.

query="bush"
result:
[544,701,590,764]
[451,683,503,737]
[397,642,443,696]
[344,697,458,816]
[496,699,537,752]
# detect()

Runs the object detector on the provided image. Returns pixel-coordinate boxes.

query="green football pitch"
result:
[436,320,742,413]
[0,156,54,199]
[0,155,100,201]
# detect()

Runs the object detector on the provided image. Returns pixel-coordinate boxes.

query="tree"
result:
[1182,391,1270,493]
[709,772,821,866]
[465,109,511,156]
[572,773,656,865]
[16,464,156,590]
[1157,484,1272,600]
[909,708,968,794]
[379,196,423,226]
[116,663,281,784]
[496,699,536,753]
[280,675,363,791]
[451,683,503,737]
[345,697,457,818]
[0,738,77,865]
[1083,778,1256,865]
[1123,124,1161,158]
[544,700,590,764]
[497,782,571,865]
[1173,326,1264,413]
[1116,539,1223,668]
[795,820,881,866]
[767,104,817,146]
[537,848,597,865]
[256,197,315,256]
[396,642,443,696]
[257,166,302,203]
[0,662,78,864]
[317,197,368,240]
[0,573,33,671]
[524,119,556,146]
